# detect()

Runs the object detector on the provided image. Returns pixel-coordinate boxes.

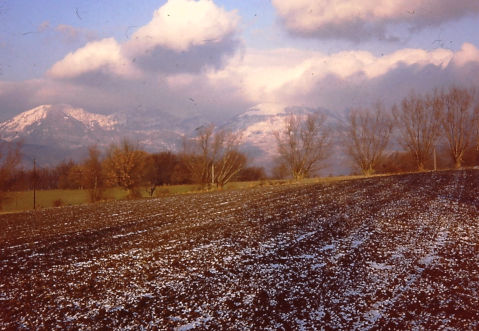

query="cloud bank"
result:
[3,42,479,123]
[48,0,240,80]
[272,0,479,41]
[208,43,479,110]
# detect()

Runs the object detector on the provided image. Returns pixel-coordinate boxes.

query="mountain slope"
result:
[0,104,119,148]
[0,103,348,173]
[222,103,313,167]
[223,103,347,173]
[0,105,186,166]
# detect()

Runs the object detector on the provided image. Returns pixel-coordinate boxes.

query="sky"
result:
[1,0,479,123]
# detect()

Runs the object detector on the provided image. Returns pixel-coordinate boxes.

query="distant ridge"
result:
[0,103,347,173]
[0,104,118,142]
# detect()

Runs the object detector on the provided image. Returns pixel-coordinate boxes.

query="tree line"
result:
[1,86,478,207]
[0,125,266,207]
[274,86,479,178]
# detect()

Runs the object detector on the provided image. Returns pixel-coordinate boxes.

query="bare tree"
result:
[103,139,147,197]
[214,133,247,188]
[82,145,105,202]
[182,124,214,186]
[439,87,479,168]
[0,141,22,209]
[344,104,393,175]
[274,113,330,180]
[183,124,246,188]
[393,91,442,171]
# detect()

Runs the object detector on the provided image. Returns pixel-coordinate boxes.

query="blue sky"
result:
[1,0,479,121]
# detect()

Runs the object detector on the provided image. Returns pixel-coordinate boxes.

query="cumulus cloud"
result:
[272,0,479,40]
[453,42,479,67]
[124,0,240,73]
[47,0,240,82]
[48,38,140,80]
[2,43,479,125]
[208,43,479,110]
[126,0,239,52]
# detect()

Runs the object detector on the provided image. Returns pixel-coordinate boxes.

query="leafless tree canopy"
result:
[274,113,330,180]
[393,91,442,171]
[439,87,479,168]
[345,104,393,175]
[183,124,246,188]
[213,130,247,188]
[182,124,215,185]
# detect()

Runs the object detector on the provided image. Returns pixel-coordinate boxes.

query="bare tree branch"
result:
[274,113,330,179]
[183,125,246,188]
[394,91,442,171]
[439,87,479,168]
[345,104,393,175]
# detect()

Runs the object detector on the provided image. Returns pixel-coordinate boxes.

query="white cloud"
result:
[48,38,140,79]
[47,0,240,81]
[453,42,479,67]
[208,43,479,109]
[3,43,479,125]
[126,0,239,53]
[123,0,241,74]
[272,0,479,40]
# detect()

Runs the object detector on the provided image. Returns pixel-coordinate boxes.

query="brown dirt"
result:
[1,170,479,329]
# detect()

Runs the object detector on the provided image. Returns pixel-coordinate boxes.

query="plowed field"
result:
[1,170,479,329]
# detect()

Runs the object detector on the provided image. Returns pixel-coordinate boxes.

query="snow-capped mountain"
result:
[0,104,119,147]
[0,103,348,173]
[223,103,339,169]
[0,104,186,166]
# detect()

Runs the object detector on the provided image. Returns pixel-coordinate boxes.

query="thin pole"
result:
[211,163,215,186]
[33,158,36,210]
[433,148,437,171]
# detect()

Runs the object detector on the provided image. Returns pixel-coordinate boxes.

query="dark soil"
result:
[1,170,479,329]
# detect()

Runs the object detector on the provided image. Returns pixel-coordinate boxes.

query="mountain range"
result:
[0,103,347,174]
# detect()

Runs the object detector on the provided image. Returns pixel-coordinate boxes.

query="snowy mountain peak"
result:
[62,106,118,130]
[3,105,51,133]
[0,104,118,139]
[0,104,185,166]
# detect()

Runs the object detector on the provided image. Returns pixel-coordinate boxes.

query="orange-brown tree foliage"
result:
[0,141,22,209]
[103,139,147,197]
